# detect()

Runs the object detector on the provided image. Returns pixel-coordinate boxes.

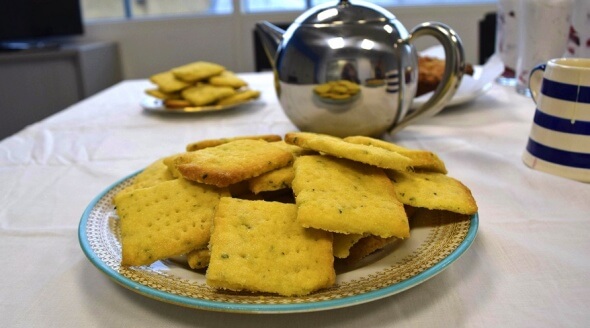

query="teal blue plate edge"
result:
[78,171,479,314]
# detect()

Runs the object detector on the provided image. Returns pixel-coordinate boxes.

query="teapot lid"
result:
[294,0,397,25]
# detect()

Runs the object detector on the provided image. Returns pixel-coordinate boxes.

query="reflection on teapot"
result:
[256,0,466,137]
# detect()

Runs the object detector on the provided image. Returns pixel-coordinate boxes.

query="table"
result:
[1,72,588,327]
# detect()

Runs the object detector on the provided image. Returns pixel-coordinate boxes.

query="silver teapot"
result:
[256,0,465,137]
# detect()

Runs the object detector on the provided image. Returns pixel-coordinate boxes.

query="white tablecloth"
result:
[1,72,588,327]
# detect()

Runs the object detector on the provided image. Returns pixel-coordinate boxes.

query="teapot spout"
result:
[255,21,285,69]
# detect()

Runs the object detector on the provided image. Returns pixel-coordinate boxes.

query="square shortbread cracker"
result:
[114,159,175,200]
[171,61,225,82]
[149,71,191,93]
[387,170,478,215]
[174,139,294,187]
[206,198,335,296]
[114,178,227,266]
[185,134,282,152]
[285,132,411,171]
[181,84,236,106]
[344,135,447,174]
[292,155,410,239]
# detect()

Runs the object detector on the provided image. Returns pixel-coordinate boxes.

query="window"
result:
[81,0,496,21]
[245,0,497,13]
[81,0,232,20]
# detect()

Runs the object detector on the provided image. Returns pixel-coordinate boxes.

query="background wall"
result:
[81,3,496,79]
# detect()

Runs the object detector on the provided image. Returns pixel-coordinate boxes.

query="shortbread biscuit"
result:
[417,56,474,97]
[174,139,294,187]
[164,99,192,109]
[292,155,410,239]
[114,159,175,200]
[149,71,191,93]
[333,233,365,259]
[268,140,315,157]
[171,61,225,82]
[114,178,227,266]
[285,132,411,172]
[217,89,260,106]
[181,84,236,106]
[344,135,447,173]
[145,88,181,100]
[162,152,186,178]
[208,71,248,88]
[206,198,335,296]
[247,140,314,194]
[186,134,282,152]
[248,166,294,194]
[337,235,398,267]
[387,170,478,215]
[186,248,211,269]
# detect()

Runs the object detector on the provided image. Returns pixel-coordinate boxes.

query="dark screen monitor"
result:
[0,1,84,50]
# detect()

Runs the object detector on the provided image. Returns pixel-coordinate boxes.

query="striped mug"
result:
[523,58,590,182]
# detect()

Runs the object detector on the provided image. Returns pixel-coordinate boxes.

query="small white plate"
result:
[412,65,495,109]
[141,96,258,114]
[79,171,478,313]
[412,47,504,110]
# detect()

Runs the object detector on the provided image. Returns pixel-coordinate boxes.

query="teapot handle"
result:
[389,22,465,135]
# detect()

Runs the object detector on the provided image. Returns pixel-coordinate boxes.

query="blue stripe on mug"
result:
[526,138,590,169]
[541,79,590,103]
[534,110,590,136]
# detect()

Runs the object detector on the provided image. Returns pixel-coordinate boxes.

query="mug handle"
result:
[528,64,546,103]
[389,22,465,135]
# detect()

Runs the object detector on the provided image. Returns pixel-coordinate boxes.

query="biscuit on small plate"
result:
[181,84,236,106]
[208,71,248,88]
[171,61,225,82]
[149,71,191,93]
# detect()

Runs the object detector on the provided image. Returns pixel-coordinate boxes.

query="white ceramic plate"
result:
[411,48,504,110]
[411,65,493,109]
[141,96,258,114]
[79,171,478,313]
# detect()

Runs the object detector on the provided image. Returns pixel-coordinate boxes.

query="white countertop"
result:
[1,72,588,327]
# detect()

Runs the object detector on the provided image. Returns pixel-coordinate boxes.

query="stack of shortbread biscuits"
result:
[146,61,260,109]
[113,132,477,296]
